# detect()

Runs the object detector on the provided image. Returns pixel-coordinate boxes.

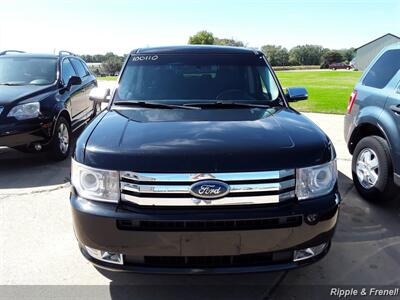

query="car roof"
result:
[0,52,82,60]
[0,52,60,59]
[131,45,261,55]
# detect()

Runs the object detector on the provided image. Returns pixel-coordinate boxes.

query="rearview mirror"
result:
[89,87,111,103]
[67,76,82,89]
[286,87,308,102]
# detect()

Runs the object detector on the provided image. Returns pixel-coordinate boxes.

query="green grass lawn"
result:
[97,71,362,114]
[276,70,362,114]
[97,76,118,81]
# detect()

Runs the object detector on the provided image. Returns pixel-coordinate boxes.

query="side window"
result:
[363,49,400,89]
[70,58,88,78]
[62,58,76,84]
[81,61,91,75]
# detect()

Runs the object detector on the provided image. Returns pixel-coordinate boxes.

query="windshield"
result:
[0,57,57,85]
[115,54,280,104]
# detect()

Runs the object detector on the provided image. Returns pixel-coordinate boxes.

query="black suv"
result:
[0,50,97,160]
[345,44,400,201]
[71,46,340,273]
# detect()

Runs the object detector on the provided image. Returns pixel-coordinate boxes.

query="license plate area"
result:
[181,233,241,256]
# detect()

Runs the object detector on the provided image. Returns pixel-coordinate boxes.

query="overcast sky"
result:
[0,0,399,55]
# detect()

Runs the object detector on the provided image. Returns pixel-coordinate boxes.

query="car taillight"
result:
[347,90,358,113]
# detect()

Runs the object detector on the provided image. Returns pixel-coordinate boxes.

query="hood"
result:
[0,85,54,106]
[82,107,332,172]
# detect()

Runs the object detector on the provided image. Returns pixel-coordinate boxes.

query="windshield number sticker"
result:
[132,55,159,62]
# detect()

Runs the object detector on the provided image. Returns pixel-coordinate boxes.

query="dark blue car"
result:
[0,50,97,160]
[345,44,400,201]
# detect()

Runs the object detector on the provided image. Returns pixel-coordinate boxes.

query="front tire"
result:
[49,116,71,161]
[352,136,397,202]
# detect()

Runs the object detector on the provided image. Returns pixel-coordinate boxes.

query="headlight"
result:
[296,160,337,200]
[71,159,120,202]
[8,102,40,120]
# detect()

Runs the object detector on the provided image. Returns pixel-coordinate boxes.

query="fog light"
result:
[85,246,124,265]
[293,243,327,262]
[306,213,319,224]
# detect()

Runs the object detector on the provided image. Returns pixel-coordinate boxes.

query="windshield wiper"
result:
[113,101,201,110]
[183,101,272,109]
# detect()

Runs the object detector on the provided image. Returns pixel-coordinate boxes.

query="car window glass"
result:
[116,54,280,102]
[81,61,91,75]
[70,58,88,78]
[62,59,77,84]
[0,57,57,85]
[363,49,400,89]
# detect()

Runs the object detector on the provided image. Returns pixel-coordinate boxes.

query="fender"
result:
[348,105,388,150]
[350,115,398,175]
[73,110,108,163]
[49,103,71,138]
[377,108,400,174]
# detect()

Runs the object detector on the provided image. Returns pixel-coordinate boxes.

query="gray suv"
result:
[345,44,400,201]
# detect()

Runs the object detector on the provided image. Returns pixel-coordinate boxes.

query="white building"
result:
[352,33,400,71]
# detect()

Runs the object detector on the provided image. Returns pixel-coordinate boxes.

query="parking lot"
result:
[1,112,400,299]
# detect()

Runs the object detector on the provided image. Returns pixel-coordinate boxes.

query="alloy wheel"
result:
[58,123,69,154]
[356,148,379,189]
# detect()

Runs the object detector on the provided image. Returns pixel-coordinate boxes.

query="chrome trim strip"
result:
[120,179,295,194]
[120,169,295,183]
[279,190,296,201]
[122,182,189,194]
[121,193,281,206]
[120,169,296,206]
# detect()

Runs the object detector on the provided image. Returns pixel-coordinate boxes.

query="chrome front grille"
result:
[120,170,296,207]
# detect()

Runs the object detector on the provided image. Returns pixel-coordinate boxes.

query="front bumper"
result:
[0,120,51,148]
[71,189,340,274]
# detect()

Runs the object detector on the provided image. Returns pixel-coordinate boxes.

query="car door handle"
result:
[390,105,400,114]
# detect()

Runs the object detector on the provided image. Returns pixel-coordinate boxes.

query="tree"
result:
[104,52,117,60]
[187,31,248,47]
[214,38,245,47]
[188,30,215,45]
[340,48,355,63]
[87,64,102,76]
[102,56,123,75]
[289,45,325,65]
[261,45,289,66]
[321,50,343,67]
[93,54,105,63]
[80,54,93,62]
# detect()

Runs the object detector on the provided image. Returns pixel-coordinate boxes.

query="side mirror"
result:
[286,87,308,102]
[67,76,82,89]
[89,87,111,103]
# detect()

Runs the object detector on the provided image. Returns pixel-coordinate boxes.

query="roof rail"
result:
[0,50,26,56]
[58,50,76,57]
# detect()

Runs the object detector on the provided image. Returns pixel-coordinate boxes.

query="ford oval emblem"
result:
[190,180,230,199]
